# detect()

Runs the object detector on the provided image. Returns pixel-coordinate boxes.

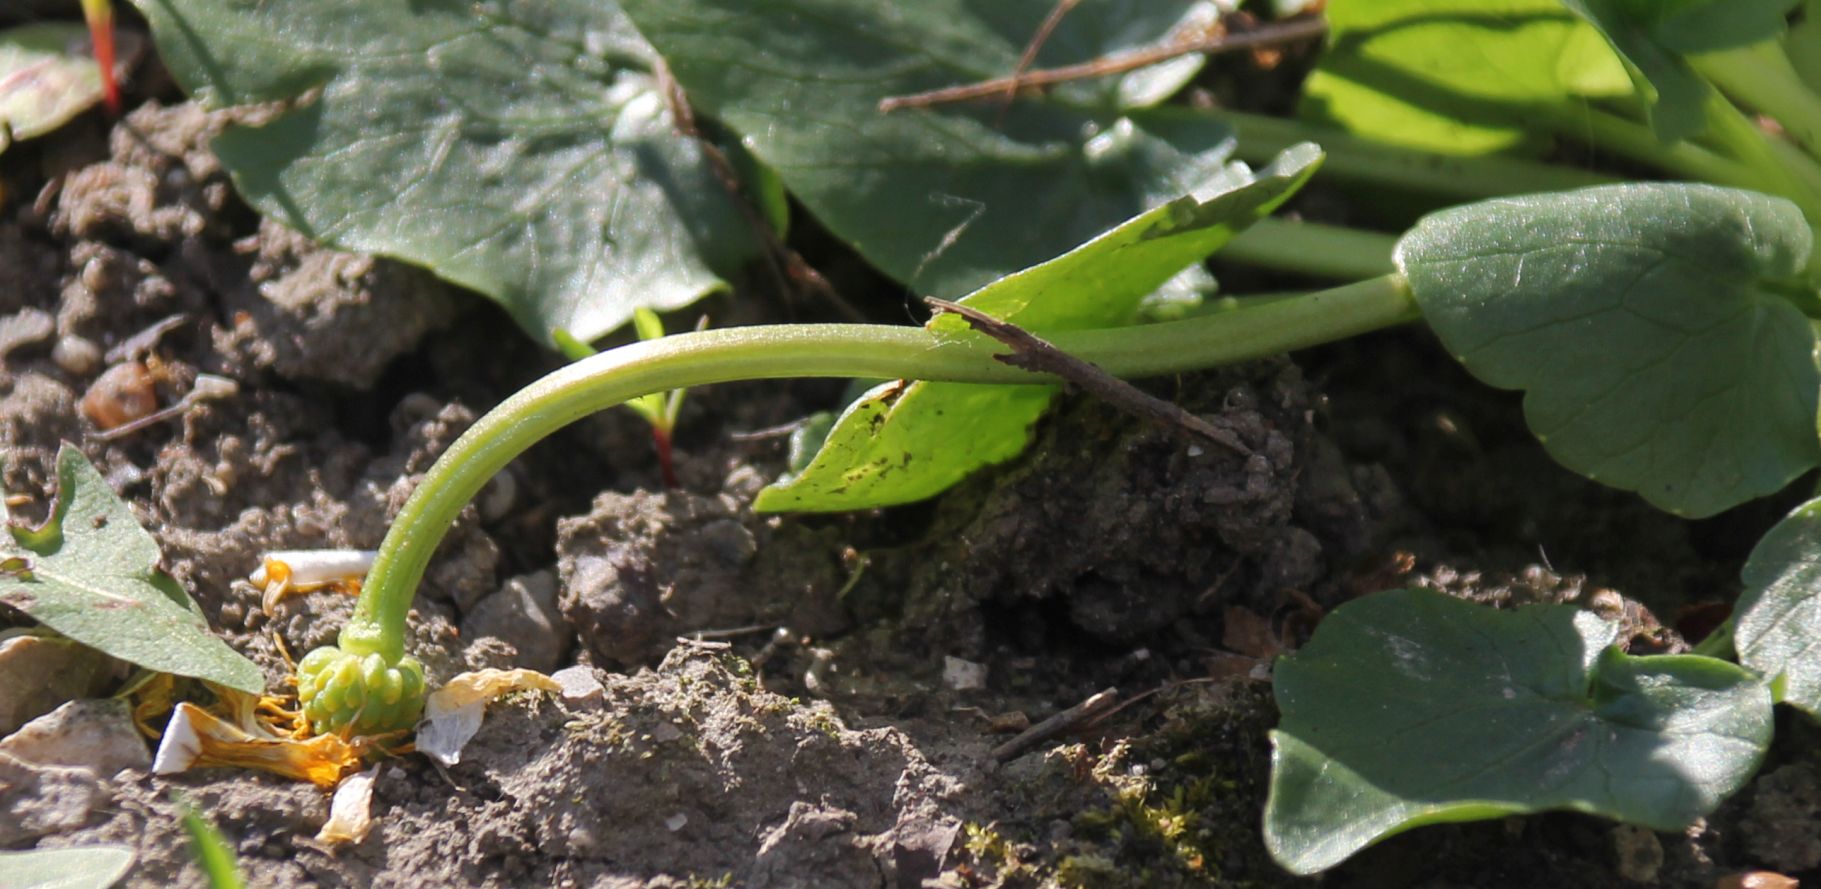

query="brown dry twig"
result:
[880,14,1328,113]
[925,296,1251,456]
[991,687,1120,762]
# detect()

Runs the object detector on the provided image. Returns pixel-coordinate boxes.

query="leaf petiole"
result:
[331,274,1417,677]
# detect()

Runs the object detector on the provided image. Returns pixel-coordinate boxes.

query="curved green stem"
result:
[1695,43,1821,163]
[1215,109,1615,199]
[1688,616,1735,660]
[1544,103,1762,188]
[1220,217,1398,281]
[341,274,1418,664]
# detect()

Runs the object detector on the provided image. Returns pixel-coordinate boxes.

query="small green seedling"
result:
[178,797,249,889]
[554,307,691,488]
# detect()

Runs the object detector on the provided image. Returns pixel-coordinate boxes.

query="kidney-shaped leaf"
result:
[1397,183,1820,519]
[1736,495,1821,715]
[0,445,263,693]
[619,0,1243,300]
[131,0,759,344]
[1266,588,1773,875]
[756,144,1321,512]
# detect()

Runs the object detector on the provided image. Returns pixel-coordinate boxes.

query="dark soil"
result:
[3,51,1817,889]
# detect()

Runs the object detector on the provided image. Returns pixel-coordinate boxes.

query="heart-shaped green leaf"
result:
[0,845,135,889]
[1735,495,1821,715]
[756,144,1322,512]
[1397,183,1820,519]
[1301,0,1632,156]
[131,0,759,344]
[1,445,263,693]
[617,0,1242,300]
[1561,0,1800,142]
[1266,588,1773,874]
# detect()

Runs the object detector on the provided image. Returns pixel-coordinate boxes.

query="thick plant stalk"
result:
[298,274,1419,734]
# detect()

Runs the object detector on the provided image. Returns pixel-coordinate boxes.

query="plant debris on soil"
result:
[3,36,1819,889]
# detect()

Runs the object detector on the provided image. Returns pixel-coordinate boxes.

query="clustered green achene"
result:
[293,276,1418,734]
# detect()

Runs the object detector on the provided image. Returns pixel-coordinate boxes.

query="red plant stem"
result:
[83,1,122,113]
[651,426,679,489]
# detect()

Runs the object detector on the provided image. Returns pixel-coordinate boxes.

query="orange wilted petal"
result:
[128,672,177,739]
[152,702,361,788]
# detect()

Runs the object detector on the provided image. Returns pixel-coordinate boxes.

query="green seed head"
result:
[296,645,426,735]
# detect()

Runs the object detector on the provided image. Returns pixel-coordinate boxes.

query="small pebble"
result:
[80,362,158,430]
[665,813,688,832]
[478,468,518,522]
[0,308,54,362]
[942,656,987,692]
[1611,823,1663,884]
[0,699,149,777]
[51,336,102,375]
[79,256,111,294]
[551,665,605,708]
[565,826,597,853]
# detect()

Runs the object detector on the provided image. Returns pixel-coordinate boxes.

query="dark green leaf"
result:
[1266,589,1773,874]
[618,0,1243,299]
[0,845,135,889]
[1560,0,1800,141]
[1397,183,1820,518]
[131,0,760,344]
[756,144,1321,512]
[1736,495,1821,715]
[1302,0,1631,155]
[0,445,263,693]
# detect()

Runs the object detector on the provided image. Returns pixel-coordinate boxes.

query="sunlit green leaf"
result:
[1266,588,1773,874]
[756,144,1321,512]
[1302,0,1631,155]
[0,445,263,693]
[1735,495,1821,715]
[1397,183,1820,518]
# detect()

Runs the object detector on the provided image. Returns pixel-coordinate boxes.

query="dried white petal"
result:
[316,765,382,845]
[416,669,560,766]
[248,549,377,589]
[151,705,203,775]
[415,700,486,767]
